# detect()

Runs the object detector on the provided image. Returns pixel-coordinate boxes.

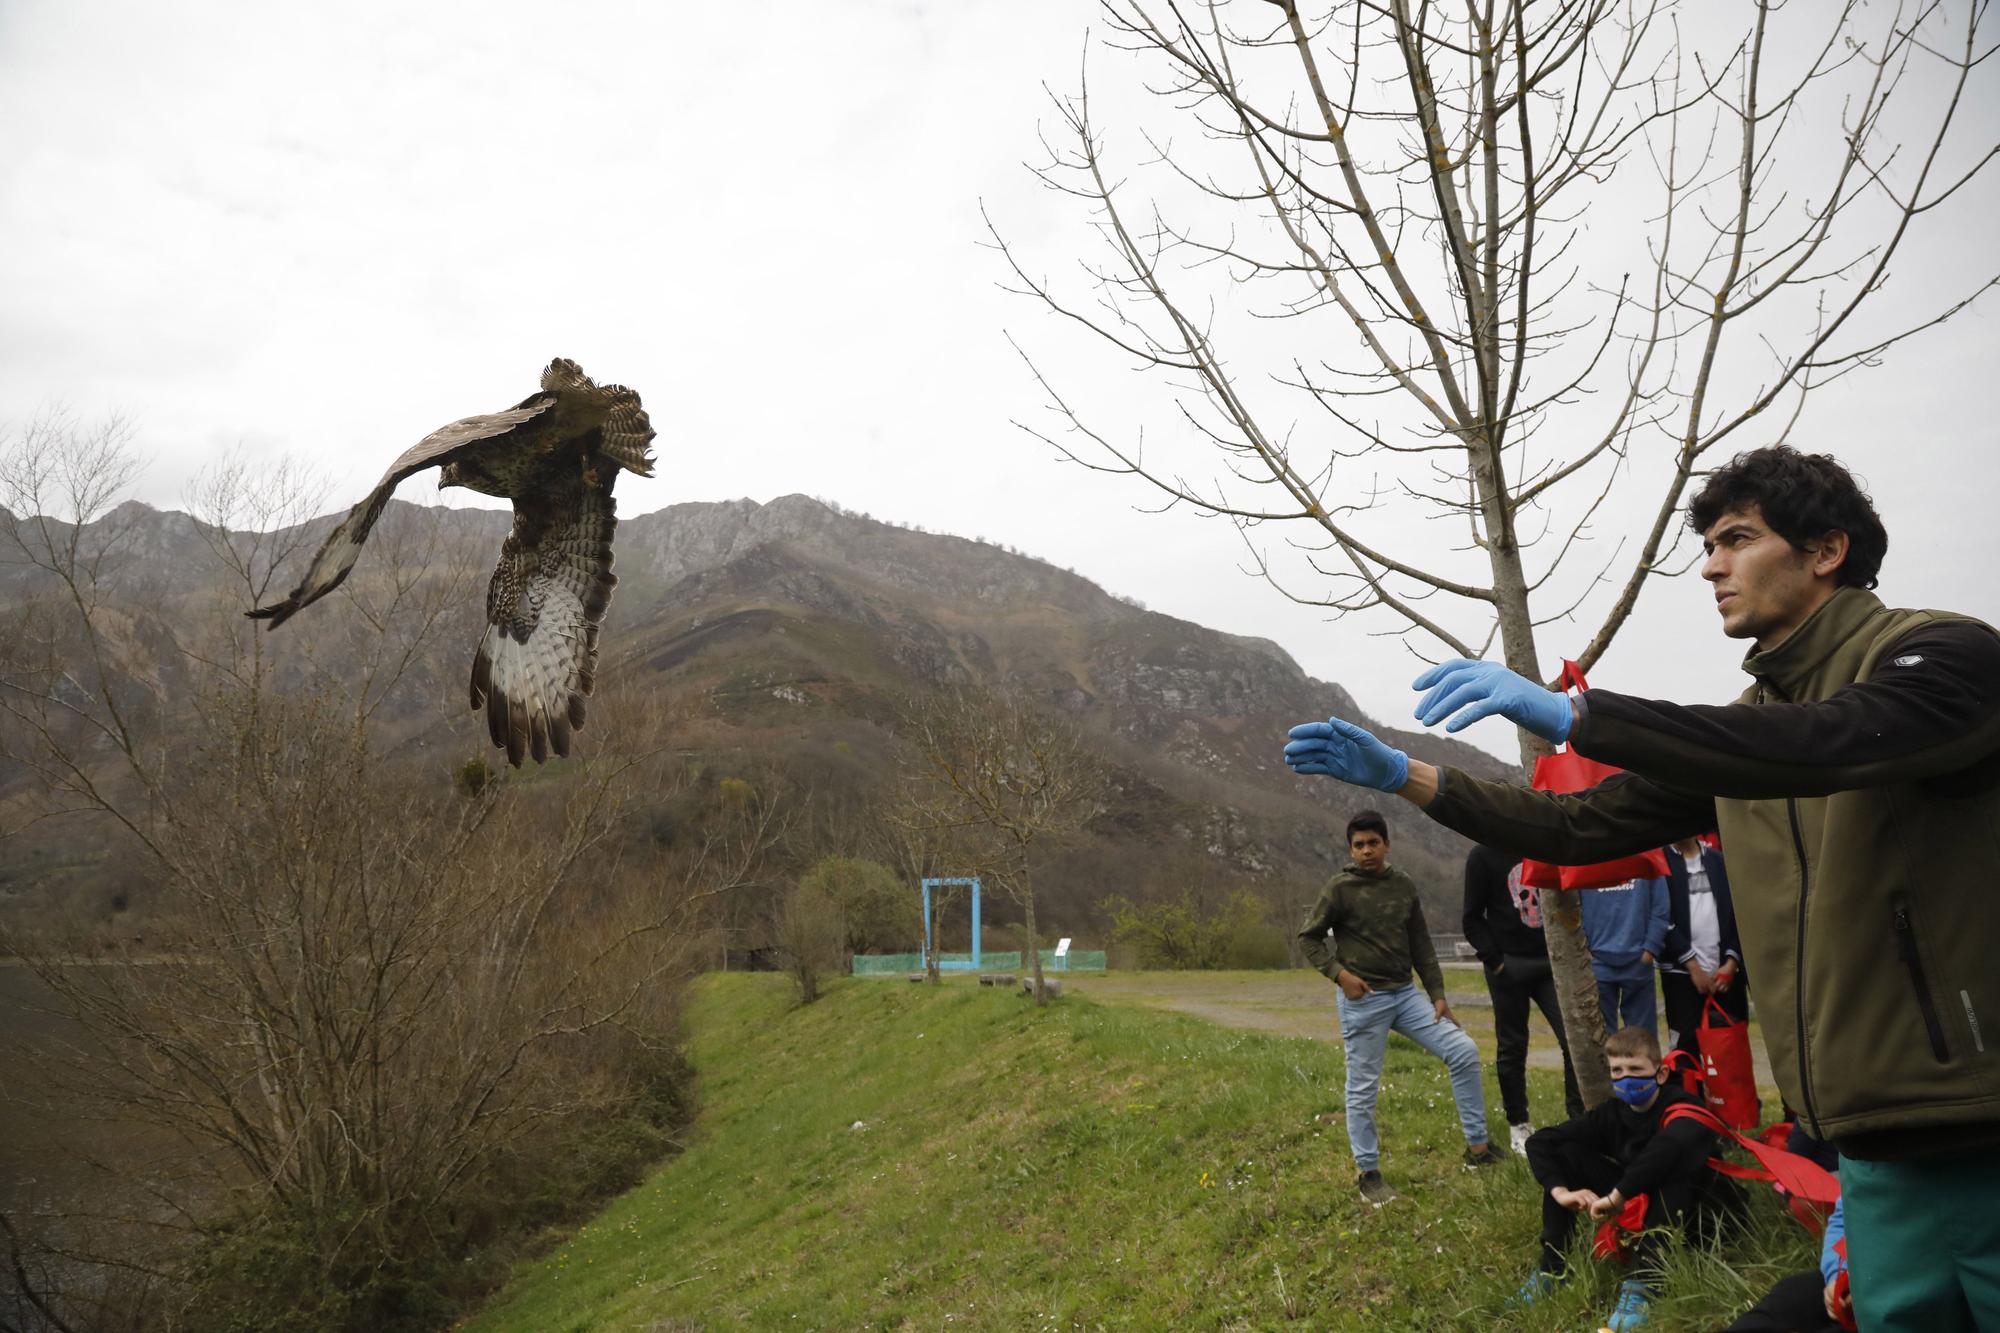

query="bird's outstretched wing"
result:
[469,469,618,766]
[246,398,556,629]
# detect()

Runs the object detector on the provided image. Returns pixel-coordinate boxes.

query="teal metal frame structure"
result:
[920,877,981,971]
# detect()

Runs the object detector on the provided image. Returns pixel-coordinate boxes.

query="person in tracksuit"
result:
[1282,446,2000,1331]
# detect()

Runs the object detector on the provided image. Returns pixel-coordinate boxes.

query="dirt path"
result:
[1069,965,1777,1091]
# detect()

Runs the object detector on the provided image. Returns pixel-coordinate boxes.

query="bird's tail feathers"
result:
[600,386,656,478]
[470,622,590,768]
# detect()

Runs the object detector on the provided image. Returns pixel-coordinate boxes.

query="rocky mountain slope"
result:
[0,493,1517,937]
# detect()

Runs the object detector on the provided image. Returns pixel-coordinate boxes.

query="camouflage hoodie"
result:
[1297,863,1446,999]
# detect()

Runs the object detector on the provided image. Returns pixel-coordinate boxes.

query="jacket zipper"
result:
[1785,798,1820,1134]
[1892,900,1951,1063]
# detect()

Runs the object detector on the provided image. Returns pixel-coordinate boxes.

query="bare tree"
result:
[898,690,1108,1006]
[993,0,1997,1098]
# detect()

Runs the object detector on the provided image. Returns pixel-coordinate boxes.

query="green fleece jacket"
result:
[1422,588,2000,1161]
[1297,863,1446,999]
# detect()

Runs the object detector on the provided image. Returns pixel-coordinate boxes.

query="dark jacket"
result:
[1461,843,1548,968]
[1526,1083,1721,1202]
[1298,862,1446,999]
[1421,588,2000,1161]
[1661,844,1742,976]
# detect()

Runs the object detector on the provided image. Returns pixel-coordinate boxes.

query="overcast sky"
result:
[3,1,1995,761]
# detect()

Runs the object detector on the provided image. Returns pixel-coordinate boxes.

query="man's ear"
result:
[1808,529,1851,579]
[1654,1067,1671,1086]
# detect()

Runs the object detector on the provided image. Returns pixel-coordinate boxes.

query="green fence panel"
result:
[851,953,927,975]
[851,949,1106,975]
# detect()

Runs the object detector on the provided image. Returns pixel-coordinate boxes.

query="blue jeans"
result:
[1594,960,1658,1035]
[1336,982,1489,1172]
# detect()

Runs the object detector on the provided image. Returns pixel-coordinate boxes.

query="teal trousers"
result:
[1841,1149,2000,1332]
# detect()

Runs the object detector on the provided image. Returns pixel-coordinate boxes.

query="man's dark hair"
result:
[1346,810,1389,844]
[1687,445,1888,589]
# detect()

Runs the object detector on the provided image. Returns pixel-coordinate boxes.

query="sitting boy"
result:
[1521,1025,1744,1330]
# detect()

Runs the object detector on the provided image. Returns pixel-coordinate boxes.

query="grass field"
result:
[460,973,1816,1332]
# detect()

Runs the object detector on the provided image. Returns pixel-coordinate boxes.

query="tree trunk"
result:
[1487,536,1613,1108]
[1539,886,1607,1100]
[1021,877,1047,1008]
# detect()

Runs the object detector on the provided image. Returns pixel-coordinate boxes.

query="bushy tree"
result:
[774,880,846,1005]
[799,855,913,956]
[1103,885,1271,970]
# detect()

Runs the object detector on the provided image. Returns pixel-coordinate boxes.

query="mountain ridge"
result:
[1,492,1515,937]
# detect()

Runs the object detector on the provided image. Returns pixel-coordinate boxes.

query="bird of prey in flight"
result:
[248,358,655,766]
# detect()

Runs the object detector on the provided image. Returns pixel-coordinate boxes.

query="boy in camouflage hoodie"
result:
[1299,810,1505,1203]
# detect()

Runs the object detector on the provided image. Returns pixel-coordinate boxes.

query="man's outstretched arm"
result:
[1399,623,2000,799]
[1283,720,1712,863]
[1568,622,2000,798]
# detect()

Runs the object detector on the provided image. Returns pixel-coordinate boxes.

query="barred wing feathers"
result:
[470,474,618,766]
[246,398,556,629]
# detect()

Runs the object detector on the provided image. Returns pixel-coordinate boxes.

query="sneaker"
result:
[1514,1270,1557,1306]
[1356,1170,1397,1205]
[1463,1139,1510,1168]
[1606,1278,1651,1331]
[1509,1121,1534,1155]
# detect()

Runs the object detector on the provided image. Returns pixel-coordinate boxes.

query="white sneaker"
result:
[1509,1122,1534,1155]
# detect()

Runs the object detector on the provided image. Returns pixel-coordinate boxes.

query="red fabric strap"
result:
[1661,1102,1841,1212]
[1592,1191,1652,1258]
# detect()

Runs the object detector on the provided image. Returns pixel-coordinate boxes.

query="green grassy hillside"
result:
[462,976,1816,1332]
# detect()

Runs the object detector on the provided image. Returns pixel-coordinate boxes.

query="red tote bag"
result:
[1695,996,1762,1130]
[1519,661,1670,891]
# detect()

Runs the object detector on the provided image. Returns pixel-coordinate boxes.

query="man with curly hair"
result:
[1281,446,2000,1331]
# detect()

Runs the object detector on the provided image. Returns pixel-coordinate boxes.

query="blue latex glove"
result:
[1411,658,1573,743]
[1283,718,1410,792]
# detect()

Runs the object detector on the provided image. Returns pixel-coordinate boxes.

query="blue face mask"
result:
[1612,1075,1659,1106]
